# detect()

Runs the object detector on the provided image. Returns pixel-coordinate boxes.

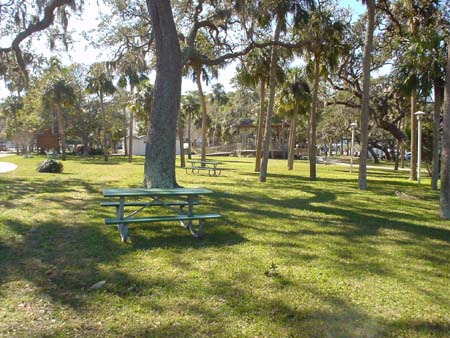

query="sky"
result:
[0,0,366,99]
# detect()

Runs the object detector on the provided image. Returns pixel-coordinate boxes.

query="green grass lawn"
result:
[0,154,449,337]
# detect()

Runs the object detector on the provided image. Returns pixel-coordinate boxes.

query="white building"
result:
[129,135,181,156]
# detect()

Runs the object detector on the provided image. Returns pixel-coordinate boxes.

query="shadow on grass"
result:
[0,218,128,309]
[207,174,450,282]
[0,175,246,314]
[219,184,449,243]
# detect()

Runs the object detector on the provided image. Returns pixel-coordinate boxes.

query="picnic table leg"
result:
[187,195,203,239]
[179,204,188,229]
[117,196,128,242]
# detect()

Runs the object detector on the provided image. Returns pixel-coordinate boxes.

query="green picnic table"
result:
[101,187,221,242]
[186,160,223,176]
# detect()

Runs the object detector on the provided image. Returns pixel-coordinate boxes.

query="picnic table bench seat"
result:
[105,213,221,225]
[100,200,198,208]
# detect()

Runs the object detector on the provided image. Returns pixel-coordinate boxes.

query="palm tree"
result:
[210,83,228,146]
[42,78,76,161]
[184,62,218,163]
[278,68,311,170]
[235,48,272,172]
[390,1,444,185]
[86,63,116,161]
[131,80,154,136]
[181,92,201,160]
[112,52,148,163]
[413,13,446,190]
[0,95,23,155]
[358,0,375,189]
[300,5,348,180]
[259,0,312,182]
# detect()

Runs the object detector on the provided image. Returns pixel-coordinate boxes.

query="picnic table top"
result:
[187,159,222,164]
[103,187,213,198]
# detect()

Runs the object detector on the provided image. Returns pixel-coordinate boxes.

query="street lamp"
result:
[350,122,358,173]
[414,111,426,184]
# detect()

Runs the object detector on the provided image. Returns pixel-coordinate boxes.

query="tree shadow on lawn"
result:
[9,259,450,337]
[212,174,433,226]
[0,218,130,309]
[248,171,439,205]
[76,160,122,165]
[261,170,413,186]
[1,176,100,196]
[141,274,450,337]
[2,274,383,337]
[73,155,131,165]
[229,186,448,242]
[128,224,245,251]
[0,176,246,312]
[210,179,450,275]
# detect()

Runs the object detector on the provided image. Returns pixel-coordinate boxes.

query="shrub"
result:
[37,159,64,173]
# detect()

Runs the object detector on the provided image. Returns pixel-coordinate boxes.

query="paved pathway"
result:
[318,157,410,172]
[0,153,17,173]
[333,161,410,172]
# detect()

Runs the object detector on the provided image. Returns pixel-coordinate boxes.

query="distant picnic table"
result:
[186,160,223,176]
[101,187,221,242]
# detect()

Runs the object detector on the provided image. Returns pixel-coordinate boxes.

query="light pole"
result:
[350,122,357,173]
[414,111,426,184]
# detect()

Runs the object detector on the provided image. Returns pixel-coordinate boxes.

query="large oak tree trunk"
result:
[358,0,374,190]
[440,39,450,219]
[259,20,282,182]
[432,81,443,190]
[144,0,181,188]
[254,78,266,172]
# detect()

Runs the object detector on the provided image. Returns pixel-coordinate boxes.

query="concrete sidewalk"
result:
[333,161,410,172]
[0,153,17,173]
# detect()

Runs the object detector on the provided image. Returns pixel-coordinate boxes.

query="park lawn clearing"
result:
[0,155,449,337]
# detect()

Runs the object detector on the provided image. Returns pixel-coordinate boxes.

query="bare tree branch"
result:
[185,39,310,66]
[0,0,75,83]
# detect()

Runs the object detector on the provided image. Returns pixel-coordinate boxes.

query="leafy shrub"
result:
[37,159,64,173]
